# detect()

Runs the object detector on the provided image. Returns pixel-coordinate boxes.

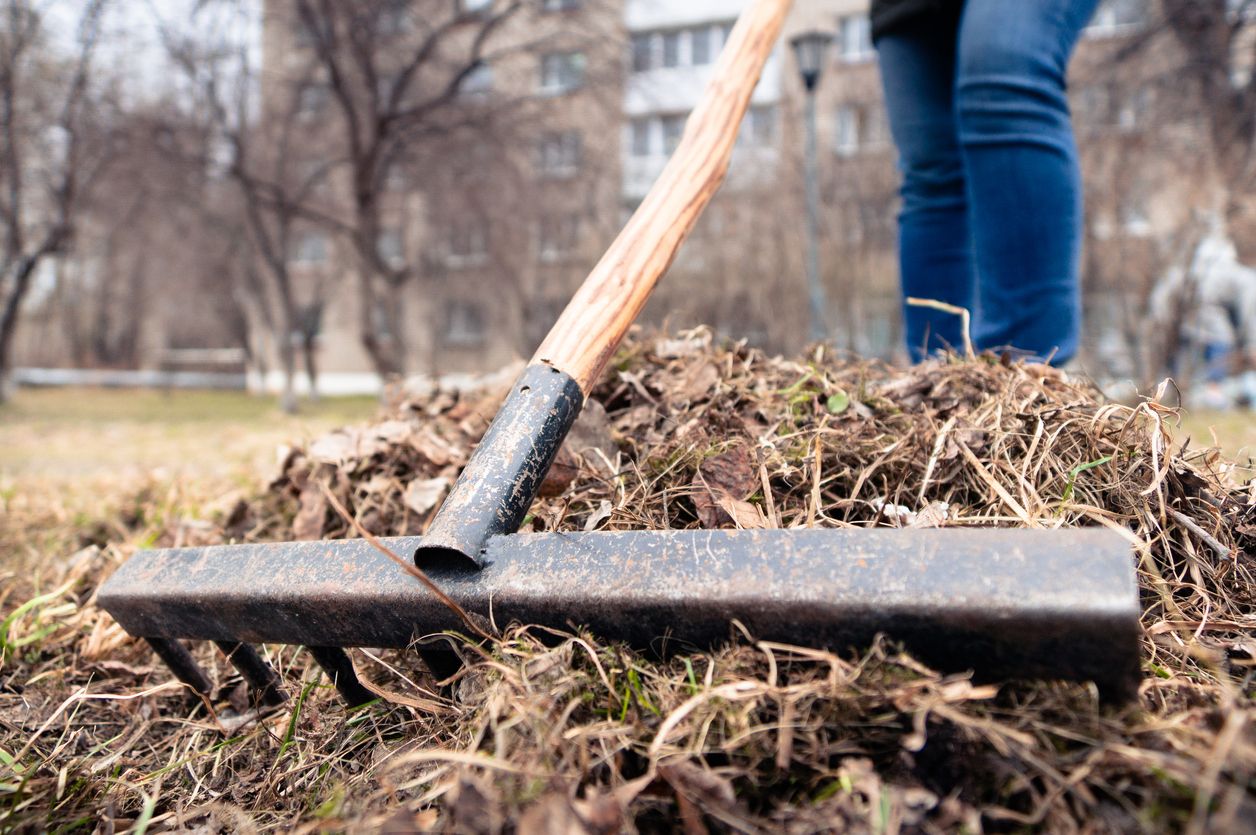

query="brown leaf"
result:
[564,399,617,474]
[659,761,740,833]
[408,426,464,467]
[584,499,613,532]
[691,447,757,527]
[540,447,581,497]
[517,794,591,835]
[716,496,767,529]
[292,482,328,540]
[571,791,623,835]
[447,772,503,835]
[403,477,449,515]
[674,360,721,404]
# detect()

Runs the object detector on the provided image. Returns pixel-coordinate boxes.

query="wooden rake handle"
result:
[533,0,794,394]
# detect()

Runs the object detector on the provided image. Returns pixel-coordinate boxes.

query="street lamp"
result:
[790,30,834,343]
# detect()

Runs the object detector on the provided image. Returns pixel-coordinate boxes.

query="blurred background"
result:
[2,0,1255,487]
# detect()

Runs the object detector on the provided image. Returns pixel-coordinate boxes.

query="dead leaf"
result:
[292,482,328,540]
[716,496,767,529]
[540,447,581,497]
[584,499,613,531]
[564,399,617,475]
[674,360,720,404]
[517,794,589,835]
[408,426,463,467]
[692,447,758,527]
[655,330,711,358]
[909,501,952,528]
[659,761,740,833]
[447,772,503,835]
[403,477,449,515]
[571,791,622,835]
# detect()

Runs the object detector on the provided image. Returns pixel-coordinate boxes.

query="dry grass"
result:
[1,331,1254,832]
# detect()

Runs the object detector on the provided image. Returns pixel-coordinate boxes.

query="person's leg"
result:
[875,13,971,363]
[955,0,1100,363]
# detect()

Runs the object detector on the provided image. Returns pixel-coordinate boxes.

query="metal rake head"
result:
[98,528,1143,708]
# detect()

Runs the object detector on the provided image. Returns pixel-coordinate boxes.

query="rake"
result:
[97,0,1141,709]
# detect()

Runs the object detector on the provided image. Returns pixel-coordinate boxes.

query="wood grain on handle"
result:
[532,0,794,394]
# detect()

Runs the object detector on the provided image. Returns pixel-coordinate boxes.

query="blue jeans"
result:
[876,0,1099,363]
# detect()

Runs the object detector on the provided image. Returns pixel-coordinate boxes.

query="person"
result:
[872,0,1101,363]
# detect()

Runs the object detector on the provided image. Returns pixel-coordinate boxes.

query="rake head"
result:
[97,528,1141,708]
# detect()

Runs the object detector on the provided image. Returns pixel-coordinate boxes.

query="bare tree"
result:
[0,0,111,400]
[161,6,337,411]
[289,0,620,378]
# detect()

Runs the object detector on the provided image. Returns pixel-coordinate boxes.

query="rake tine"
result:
[146,637,212,695]
[307,646,375,707]
[215,642,287,707]
[417,647,462,683]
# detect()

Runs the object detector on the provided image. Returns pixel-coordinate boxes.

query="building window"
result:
[376,229,405,269]
[631,34,653,73]
[377,1,410,36]
[631,22,733,73]
[295,84,329,120]
[447,222,488,266]
[1087,0,1147,35]
[1116,86,1151,131]
[539,213,581,262]
[290,232,328,265]
[1075,84,1112,126]
[540,51,585,94]
[661,114,685,154]
[537,131,582,177]
[630,119,652,156]
[835,105,860,156]
[662,31,681,68]
[691,27,712,65]
[294,17,319,49]
[460,60,493,96]
[372,302,395,340]
[444,301,486,348]
[738,105,777,148]
[837,15,872,63]
[834,104,887,156]
[383,164,406,192]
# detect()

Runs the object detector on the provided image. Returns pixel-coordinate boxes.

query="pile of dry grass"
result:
[2,328,1254,832]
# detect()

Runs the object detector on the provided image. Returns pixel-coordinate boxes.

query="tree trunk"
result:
[302,332,319,403]
[0,259,39,405]
[356,265,405,379]
[277,307,298,415]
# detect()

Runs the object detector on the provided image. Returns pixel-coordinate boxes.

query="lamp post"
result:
[790,30,833,343]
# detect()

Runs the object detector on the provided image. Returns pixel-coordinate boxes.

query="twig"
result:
[1167,507,1235,561]
[318,481,495,641]
[906,297,973,358]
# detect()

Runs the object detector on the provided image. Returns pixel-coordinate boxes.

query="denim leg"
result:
[955,0,1100,363]
[876,18,973,363]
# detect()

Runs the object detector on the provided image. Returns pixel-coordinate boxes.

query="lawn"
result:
[0,387,379,486]
[0,388,380,577]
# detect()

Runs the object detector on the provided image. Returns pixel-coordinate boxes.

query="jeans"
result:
[876,0,1100,363]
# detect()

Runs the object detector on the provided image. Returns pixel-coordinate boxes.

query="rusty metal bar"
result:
[102,529,1140,699]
